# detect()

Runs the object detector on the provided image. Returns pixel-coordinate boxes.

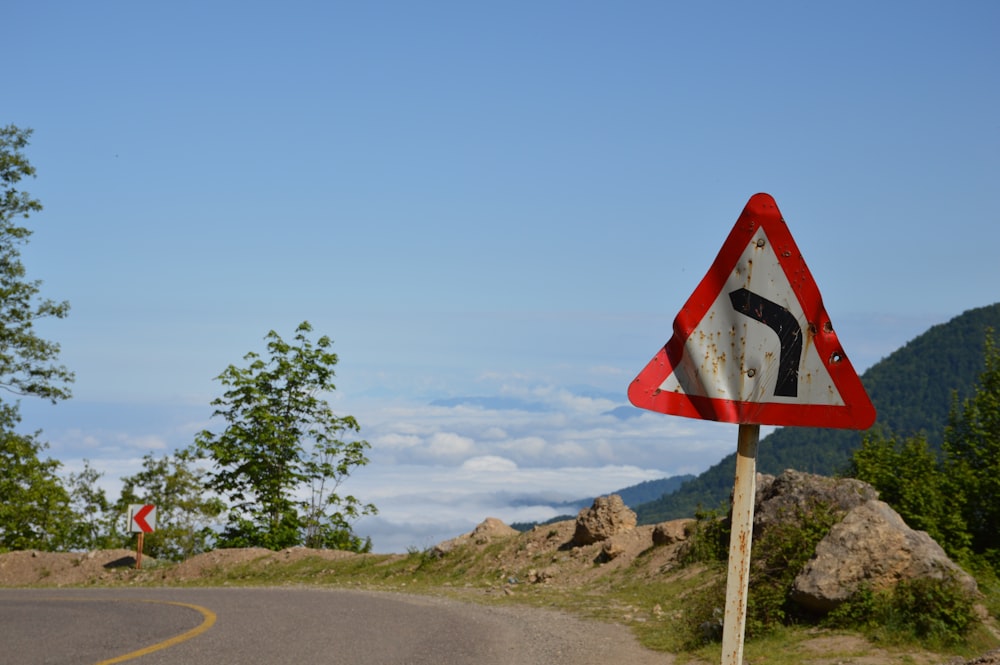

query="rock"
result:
[954,649,1000,665]
[601,539,626,561]
[428,542,455,558]
[745,470,977,615]
[470,517,519,543]
[791,499,977,612]
[652,519,694,546]
[754,469,878,532]
[572,495,637,546]
[430,517,518,557]
[527,567,557,584]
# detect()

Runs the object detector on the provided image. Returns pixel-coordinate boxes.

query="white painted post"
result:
[720,423,760,665]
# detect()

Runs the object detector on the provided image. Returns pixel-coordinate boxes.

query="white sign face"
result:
[128,504,157,533]
[657,227,844,407]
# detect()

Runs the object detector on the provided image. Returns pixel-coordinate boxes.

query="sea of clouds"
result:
[19,310,938,553]
[24,379,749,553]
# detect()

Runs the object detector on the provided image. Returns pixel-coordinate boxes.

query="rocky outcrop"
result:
[421,471,976,619]
[572,495,637,546]
[754,470,977,613]
[791,499,977,612]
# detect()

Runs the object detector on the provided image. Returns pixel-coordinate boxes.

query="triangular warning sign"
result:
[628,193,875,429]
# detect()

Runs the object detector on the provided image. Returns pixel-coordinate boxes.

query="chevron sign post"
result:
[127,504,157,569]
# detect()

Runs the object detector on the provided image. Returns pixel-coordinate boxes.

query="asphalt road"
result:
[0,587,668,664]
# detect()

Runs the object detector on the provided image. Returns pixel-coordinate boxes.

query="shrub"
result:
[885,576,977,645]
[673,575,727,648]
[827,576,976,646]
[680,507,730,565]
[677,496,980,648]
[678,498,841,641]
[744,498,841,636]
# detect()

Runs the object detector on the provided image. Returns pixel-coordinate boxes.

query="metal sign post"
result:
[627,194,876,665]
[721,424,759,665]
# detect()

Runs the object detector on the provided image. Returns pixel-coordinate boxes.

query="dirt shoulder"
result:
[0,546,362,587]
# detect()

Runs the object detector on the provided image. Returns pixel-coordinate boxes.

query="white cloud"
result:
[460,455,518,472]
[480,426,507,440]
[354,382,753,473]
[378,432,423,450]
[497,436,548,458]
[125,434,169,451]
[426,431,476,459]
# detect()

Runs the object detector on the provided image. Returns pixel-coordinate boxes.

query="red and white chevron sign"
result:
[128,504,157,533]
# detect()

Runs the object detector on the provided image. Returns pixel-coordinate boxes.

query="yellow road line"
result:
[95,600,216,665]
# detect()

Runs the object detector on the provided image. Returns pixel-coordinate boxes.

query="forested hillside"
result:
[635,303,1000,523]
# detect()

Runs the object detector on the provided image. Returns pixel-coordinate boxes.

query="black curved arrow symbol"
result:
[728,288,802,397]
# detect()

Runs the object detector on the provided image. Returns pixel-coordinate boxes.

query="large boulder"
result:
[749,470,976,614]
[754,469,877,531]
[572,495,636,546]
[791,500,977,612]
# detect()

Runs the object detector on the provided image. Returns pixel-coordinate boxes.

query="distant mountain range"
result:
[629,303,1000,523]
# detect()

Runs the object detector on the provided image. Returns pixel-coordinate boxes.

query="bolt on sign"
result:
[628,193,875,665]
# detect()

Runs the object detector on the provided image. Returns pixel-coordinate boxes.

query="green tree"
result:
[193,322,376,552]
[63,460,117,550]
[0,125,73,403]
[117,451,225,560]
[849,430,969,559]
[0,404,73,551]
[944,332,1000,565]
[0,125,74,551]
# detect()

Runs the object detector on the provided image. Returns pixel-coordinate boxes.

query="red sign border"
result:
[628,193,876,429]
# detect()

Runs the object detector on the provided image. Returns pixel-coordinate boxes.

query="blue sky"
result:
[8,2,999,552]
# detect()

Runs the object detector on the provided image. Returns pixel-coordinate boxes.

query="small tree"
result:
[193,322,376,552]
[116,451,225,560]
[944,332,1000,565]
[63,460,118,551]
[849,430,969,559]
